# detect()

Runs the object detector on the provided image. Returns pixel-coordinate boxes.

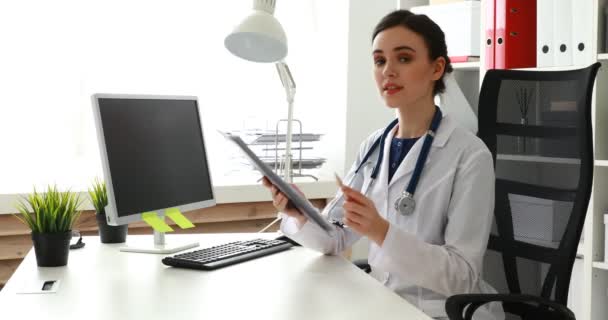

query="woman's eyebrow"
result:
[372,45,416,55]
[394,45,416,52]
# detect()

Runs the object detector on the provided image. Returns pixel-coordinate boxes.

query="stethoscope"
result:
[328,107,443,228]
[333,106,442,220]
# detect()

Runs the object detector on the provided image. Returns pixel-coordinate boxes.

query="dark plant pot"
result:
[31,231,72,267]
[96,212,128,243]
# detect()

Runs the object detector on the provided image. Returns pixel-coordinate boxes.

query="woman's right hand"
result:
[262,176,308,227]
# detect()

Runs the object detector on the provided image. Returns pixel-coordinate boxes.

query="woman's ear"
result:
[431,56,446,81]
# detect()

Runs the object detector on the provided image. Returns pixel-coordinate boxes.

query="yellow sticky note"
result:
[166,208,195,229]
[142,212,174,233]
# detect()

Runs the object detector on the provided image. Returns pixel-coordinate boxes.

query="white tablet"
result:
[221,132,335,235]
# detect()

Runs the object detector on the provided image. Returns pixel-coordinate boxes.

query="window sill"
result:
[0,179,338,214]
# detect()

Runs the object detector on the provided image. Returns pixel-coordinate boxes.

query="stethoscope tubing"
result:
[327,107,442,225]
[351,107,442,215]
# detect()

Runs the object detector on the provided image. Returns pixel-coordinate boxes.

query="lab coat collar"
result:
[383,114,457,188]
[431,113,456,148]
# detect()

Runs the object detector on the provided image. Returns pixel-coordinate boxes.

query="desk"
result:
[0,233,432,320]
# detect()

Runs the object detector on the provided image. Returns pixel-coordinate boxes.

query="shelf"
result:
[452,61,480,71]
[598,53,608,61]
[593,262,608,270]
[496,154,580,164]
[595,160,608,167]
[577,243,584,258]
[513,65,587,72]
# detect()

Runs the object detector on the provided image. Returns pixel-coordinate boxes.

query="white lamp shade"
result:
[224,10,288,63]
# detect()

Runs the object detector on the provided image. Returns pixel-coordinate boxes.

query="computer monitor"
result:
[92,94,215,253]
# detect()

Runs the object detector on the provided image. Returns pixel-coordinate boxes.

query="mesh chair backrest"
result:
[478,63,600,306]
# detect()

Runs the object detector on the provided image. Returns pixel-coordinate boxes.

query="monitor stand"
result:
[120,230,199,254]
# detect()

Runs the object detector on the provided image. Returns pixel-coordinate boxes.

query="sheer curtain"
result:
[0,0,348,193]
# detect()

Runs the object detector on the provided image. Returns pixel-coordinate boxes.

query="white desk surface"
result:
[0,233,432,320]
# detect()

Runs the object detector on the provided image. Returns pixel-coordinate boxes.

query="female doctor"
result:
[263,10,502,320]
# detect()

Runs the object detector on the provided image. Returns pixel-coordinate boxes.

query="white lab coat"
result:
[281,115,504,319]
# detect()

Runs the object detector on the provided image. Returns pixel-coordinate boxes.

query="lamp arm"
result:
[275,61,296,182]
[275,61,296,103]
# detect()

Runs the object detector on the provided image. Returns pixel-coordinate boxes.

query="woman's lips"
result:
[384,87,403,95]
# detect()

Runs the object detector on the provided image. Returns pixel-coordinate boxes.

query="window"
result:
[0,0,348,193]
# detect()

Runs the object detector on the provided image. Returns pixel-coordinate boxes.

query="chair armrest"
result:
[445,293,575,320]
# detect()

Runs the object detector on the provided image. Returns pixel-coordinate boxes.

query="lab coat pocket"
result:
[411,169,456,241]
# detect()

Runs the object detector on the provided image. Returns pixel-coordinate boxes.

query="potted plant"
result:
[14,185,82,267]
[89,179,127,243]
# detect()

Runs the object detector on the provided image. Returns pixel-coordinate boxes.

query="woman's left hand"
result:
[340,185,390,246]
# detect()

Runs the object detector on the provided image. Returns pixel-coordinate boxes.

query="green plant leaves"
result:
[88,178,107,214]
[13,185,83,233]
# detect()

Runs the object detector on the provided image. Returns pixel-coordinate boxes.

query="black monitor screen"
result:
[97,97,213,217]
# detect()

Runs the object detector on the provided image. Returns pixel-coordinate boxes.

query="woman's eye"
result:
[399,56,411,63]
[374,58,385,66]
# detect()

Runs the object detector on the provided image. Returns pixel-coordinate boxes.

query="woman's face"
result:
[372,26,445,108]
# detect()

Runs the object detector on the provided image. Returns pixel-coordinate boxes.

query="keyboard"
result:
[161,238,293,270]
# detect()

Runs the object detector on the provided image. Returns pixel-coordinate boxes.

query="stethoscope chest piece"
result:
[354,107,442,218]
[395,192,416,216]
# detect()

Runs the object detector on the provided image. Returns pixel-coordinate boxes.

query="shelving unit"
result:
[595,160,608,167]
[593,261,608,270]
[497,154,581,165]
[395,1,607,319]
[452,61,480,71]
[586,3,608,320]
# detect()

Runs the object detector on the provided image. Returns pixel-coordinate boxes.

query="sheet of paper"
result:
[166,208,195,229]
[142,212,174,232]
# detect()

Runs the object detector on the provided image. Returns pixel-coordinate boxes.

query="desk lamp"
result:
[224,0,297,184]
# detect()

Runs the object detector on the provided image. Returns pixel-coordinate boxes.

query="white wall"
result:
[398,0,431,10]
[344,0,397,173]
[344,0,399,260]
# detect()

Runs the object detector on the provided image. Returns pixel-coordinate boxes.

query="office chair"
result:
[445,63,601,320]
